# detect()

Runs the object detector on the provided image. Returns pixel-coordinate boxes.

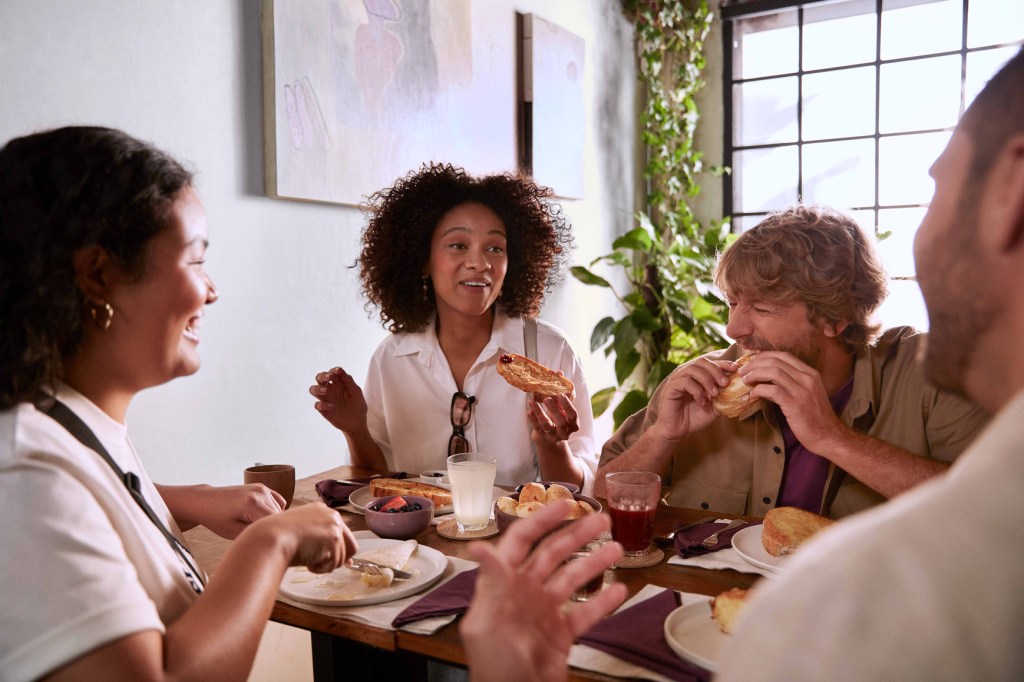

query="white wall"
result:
[0,0,635,485]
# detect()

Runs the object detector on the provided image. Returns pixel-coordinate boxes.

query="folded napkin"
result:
[391,567,479,627]
[575,586,710,682]
[674,520,757,558]
[315,472,407,508]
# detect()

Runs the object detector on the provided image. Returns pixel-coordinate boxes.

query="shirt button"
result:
[773,446,781,454]
[762,496,771,504]
[701,502,709,510]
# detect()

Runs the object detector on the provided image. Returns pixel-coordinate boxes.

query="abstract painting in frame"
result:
[262,0,517,206]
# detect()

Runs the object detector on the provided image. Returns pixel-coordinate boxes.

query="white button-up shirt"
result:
[363,313,597,492]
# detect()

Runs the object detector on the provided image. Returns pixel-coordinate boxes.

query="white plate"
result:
[278,539,447,606]
[731,524,786,573]
[663,600,725,673]
[349,485,455,515]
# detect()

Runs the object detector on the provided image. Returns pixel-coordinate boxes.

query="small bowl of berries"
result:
[363,494,434,540]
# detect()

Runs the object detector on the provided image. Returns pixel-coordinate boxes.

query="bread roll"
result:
[710,587,750,634]
[496,496,518,515]
[519,481,547,505]
[712,354,765,420]
[545,483,575,505]
[496,353,575,398]
[515,501,546,517]
[761,506,833,556]
[564,499,595,520]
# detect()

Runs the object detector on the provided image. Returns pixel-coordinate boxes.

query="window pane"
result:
[879,55,961,133]
[803,0,877,70]
[879,132,950,205]
[966,46,1021,106]
[802,139,875,210]
[732,215,766,233]
[733,77,798,146]
[876,207,927,276]
[802,67,876,140]
[734,146,799,213]
[876,279,929,331]
[733,10,799,79]
[881,0,962,60]
[968,0,1024,48]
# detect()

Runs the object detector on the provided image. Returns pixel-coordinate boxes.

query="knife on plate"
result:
[347,557,413,580]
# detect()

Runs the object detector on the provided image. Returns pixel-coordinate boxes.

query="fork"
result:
[700,519,746,548]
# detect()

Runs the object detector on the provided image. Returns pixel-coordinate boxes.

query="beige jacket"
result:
[598,327,990,519]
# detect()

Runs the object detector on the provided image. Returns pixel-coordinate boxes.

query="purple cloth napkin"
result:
[390,568,479,627]
[314,472,407,508]
[577,588,710,681]
[674,520,758,558]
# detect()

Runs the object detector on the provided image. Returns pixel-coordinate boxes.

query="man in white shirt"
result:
[716,46,1024,680]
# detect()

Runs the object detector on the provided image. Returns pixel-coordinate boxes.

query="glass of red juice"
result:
[605,471,661,556]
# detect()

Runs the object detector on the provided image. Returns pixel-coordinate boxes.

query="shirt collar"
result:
[389,310,522,368]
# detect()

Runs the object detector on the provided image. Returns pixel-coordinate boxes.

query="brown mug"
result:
[244,464,296,509]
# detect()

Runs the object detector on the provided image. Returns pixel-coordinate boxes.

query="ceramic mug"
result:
[244,464,296,509]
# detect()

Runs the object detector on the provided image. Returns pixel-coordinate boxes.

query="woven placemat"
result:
[613,547,664,569]
[436,518,499,540]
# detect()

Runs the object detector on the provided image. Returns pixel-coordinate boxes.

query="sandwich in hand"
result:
[712,354,765,419]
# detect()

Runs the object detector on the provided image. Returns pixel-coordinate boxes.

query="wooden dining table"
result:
[184,466,764,681]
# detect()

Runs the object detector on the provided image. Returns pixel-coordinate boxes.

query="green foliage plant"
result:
[572,0,733,428]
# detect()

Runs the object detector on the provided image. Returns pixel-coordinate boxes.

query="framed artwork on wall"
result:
[262,0,518,206]
[520,13,586,199]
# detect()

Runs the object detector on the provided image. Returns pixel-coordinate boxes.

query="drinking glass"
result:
[604,471,661,556]
[446,452,497,532]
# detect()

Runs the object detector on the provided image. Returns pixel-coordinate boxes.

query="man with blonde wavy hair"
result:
[597,204,988,519]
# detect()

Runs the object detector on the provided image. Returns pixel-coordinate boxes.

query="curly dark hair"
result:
[359,162,575,333]
[715,205,888,353]
[0,126,193,408]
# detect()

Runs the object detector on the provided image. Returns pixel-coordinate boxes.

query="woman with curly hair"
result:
[0,126,357,680]
[310,163,597,492]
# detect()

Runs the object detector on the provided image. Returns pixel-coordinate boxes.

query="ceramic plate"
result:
[730,524,786,573]
[349,485,455,515]
[663,599,725,673]
[278,539,447,606]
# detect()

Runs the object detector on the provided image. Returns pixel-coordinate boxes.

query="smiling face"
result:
[725,296,826,368]
[426,201,508,323]
[106,186,218,390]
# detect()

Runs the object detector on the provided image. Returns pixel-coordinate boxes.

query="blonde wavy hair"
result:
[714,205,888,353]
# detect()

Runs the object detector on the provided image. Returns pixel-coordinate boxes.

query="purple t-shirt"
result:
[776,376,854,512]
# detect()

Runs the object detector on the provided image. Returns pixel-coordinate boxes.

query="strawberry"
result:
[379,495,408,512]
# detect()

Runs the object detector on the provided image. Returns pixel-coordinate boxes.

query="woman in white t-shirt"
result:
[0,127,358,681]
[310,163,597,491]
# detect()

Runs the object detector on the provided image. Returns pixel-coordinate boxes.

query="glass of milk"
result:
[446,452,497,532]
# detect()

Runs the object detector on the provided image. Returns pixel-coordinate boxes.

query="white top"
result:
[717,389,1024,681]
[364,313,598,492]
[0,385,201,682]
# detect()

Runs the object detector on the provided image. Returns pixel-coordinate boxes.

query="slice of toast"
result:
[496,353,575,398]
[370,478,452,507]
[710,587,750,634]
[761,506,833,556]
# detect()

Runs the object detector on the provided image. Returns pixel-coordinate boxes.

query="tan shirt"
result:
[599,327,990,519]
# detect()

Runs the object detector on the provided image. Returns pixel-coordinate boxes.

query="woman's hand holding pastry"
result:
[527,394,580,444]
[309,366,369,434]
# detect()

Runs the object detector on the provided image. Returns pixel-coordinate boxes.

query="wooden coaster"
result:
[436,518,499,540]
[613,547,664,569]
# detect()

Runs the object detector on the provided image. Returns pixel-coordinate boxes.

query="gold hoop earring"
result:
[90,301,113,330]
